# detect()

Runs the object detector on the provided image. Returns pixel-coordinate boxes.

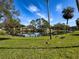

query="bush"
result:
[52,30,66,35]
[0,30,6,35]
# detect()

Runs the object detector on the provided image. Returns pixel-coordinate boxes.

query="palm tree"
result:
[46,0,52,39]
[62,7,74,32]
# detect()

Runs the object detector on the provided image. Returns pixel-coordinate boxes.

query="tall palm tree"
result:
[62,7,74,32]
[46,0,52,39]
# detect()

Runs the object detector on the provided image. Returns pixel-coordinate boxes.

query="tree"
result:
[29,18,50,35]
[26,25,36,33]
[5,19,20,35]
[62,7,74,32]
[0,0,12,20]
[0,0,20,35]
[30,20,36,29]
[76,18,79,29]
[20,24,26,27]
[53,23,69,30]
[40,18,50,35]
[0,0,19,24]
[36,18,49,29]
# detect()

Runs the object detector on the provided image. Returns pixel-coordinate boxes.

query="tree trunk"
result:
[13,27,16,35]
[47,0,52,39]
[66,19,68,32]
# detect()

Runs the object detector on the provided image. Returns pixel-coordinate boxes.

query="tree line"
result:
[0,0,79,36]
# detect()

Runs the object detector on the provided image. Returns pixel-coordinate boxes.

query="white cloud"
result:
[27,4,48,20]
[27,4,53,25]
[18,14,32,26]
[27,4,47,19]
[56,4,63,12]
[36,12,47,19]
[28,4,39,13]
[36,12,53,24]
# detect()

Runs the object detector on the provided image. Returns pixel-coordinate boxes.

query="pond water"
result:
[22,33,41,37]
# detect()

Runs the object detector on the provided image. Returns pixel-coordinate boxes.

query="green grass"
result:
[0,48,79,59]
[0,31,79,59]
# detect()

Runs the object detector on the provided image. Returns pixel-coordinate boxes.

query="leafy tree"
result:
[5,19,20,35]
[20,24,26,27]
[53,23,70,30]
[30,18,50,35]
[52,23,70,35]
[36,18,49,29]
[30,20,36,27]
[62,7,74,32]
[0,0,20,35]
[0,0,19,24]
[27,25,35,29]
[41,18,50,28]
[0,0,12,19]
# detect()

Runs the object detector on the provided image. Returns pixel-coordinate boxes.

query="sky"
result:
[13,0,79,26]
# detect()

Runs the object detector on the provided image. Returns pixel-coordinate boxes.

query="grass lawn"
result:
[0,31,79,59]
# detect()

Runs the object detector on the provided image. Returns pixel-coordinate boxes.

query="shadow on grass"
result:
[0,45,79,49]
[0,38,10,41]
[71,34,79,36]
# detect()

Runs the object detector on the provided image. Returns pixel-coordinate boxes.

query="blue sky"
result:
[14,0,79,26]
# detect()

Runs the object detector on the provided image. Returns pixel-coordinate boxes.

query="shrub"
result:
[0,30,6,35]
[52,30,66,35]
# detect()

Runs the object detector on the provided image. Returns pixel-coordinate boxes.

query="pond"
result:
[17,33,41,37]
